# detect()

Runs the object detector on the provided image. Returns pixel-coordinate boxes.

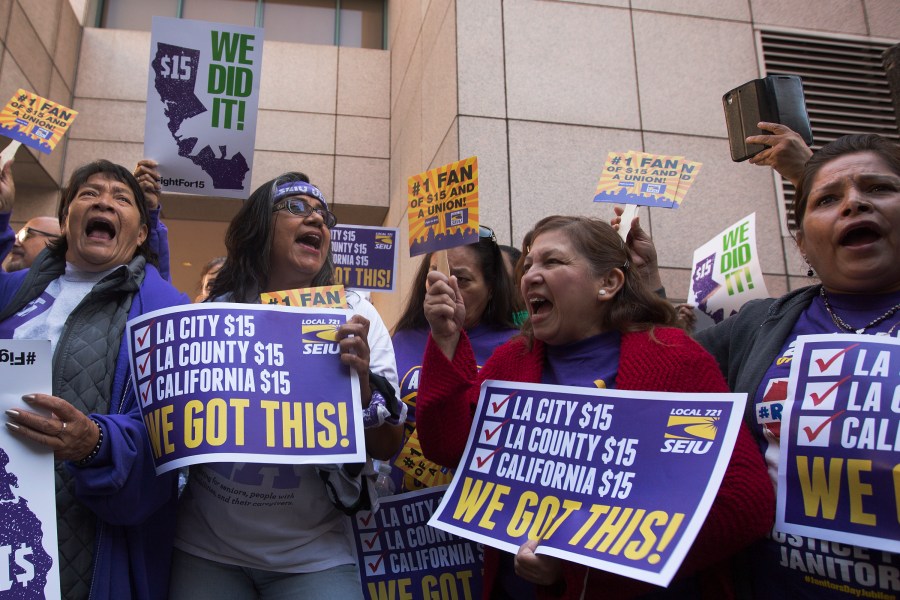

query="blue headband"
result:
[273,181,328,209]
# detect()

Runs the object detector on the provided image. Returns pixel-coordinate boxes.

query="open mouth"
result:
[840,225,881,247]
[296,232,322,250]
[529,296,551,316]
[86,217,116,241]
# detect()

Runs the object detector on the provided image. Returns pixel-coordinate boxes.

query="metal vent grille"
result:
[760,30,899,230]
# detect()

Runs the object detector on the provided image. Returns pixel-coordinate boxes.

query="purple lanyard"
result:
[0,292,55,339]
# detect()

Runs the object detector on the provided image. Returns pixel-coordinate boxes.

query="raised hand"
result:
[746,122,813,187]
[424,270,466,360]
[134,159,162,211]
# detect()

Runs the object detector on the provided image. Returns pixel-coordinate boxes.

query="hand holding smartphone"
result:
[723,75,813,162]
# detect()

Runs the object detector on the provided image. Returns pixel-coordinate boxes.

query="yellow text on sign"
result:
[366,571,475,600]
[568,504,685,565]
[143,398,351,457]
[795,456,889,526]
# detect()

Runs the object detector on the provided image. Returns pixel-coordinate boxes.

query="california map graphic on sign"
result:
[144,17,262,198]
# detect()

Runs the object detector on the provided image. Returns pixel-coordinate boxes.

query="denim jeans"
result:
[169,548,363,600]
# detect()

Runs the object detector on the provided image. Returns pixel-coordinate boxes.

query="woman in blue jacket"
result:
[1,159,188,600]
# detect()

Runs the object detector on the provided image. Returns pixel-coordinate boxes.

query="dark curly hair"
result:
[208,172,335,303]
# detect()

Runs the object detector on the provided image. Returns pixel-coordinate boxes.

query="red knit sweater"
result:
[417,327,773,600]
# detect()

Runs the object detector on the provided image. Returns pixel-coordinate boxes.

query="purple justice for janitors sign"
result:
[429,380,746,587]
[778,334,900,554]
[126,304,365,474]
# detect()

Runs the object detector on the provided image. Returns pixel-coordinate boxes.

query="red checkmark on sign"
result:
[137,352,152,376]
[491,393,514,414]
[809,376,850,406]
[815,344,859,373]
[484,419,510,442]
[803,410,845,442]
[358,513,374,527]
[368,552,386,573]
[363,531,380,550]
[140,380,152,403]
[476,447,501,469]
[136,322,153,347]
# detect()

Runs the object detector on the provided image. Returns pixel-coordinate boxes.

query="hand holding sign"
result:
[133,159,162,211]
[515,538,562,586]
[611,206,663,293]
[6,393,101,462]
[424,270,466,360]
[336,314,372,398]
[433,250,450,278]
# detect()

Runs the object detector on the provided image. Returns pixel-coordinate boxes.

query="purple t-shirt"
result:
[389,323,518,493]
[542,331,621,389]
[750,289,900,600]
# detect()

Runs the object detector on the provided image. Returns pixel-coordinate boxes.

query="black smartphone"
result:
[723,75,814,162]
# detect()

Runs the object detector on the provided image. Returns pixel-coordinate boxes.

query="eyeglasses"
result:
[16,226,60,244]
[272,198,337,228]
[479,225,497,244]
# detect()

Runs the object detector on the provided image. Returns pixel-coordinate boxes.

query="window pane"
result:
[263,0,336,46]
[182,0,257,27]
[339,0,383,49]
[102,0,178,31]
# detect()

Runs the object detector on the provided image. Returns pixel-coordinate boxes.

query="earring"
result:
[803,256,815,277]
[598,289,608,297]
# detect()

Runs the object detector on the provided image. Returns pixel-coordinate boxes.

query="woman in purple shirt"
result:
[390,226,522,492]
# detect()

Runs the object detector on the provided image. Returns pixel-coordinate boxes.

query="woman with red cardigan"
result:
[416,216,773,599]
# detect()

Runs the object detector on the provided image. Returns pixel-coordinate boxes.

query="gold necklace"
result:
[820,287,900,334]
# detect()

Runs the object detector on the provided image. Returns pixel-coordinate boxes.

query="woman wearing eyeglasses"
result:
[388,226,522,493]
[170,172,403,600]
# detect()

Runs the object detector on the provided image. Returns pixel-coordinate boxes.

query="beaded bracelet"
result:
[73,418,103,467]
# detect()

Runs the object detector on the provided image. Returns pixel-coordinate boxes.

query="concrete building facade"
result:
[1,0,898,327]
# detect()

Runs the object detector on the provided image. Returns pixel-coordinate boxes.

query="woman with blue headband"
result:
[169,172,404,600]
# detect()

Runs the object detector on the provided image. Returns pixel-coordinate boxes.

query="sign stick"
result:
[618,205,639,242]
[0,140,21,169]
[434,250,450,277]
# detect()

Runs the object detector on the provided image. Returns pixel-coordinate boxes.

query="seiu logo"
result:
[301,324,340,355]
[660,415,718,455]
